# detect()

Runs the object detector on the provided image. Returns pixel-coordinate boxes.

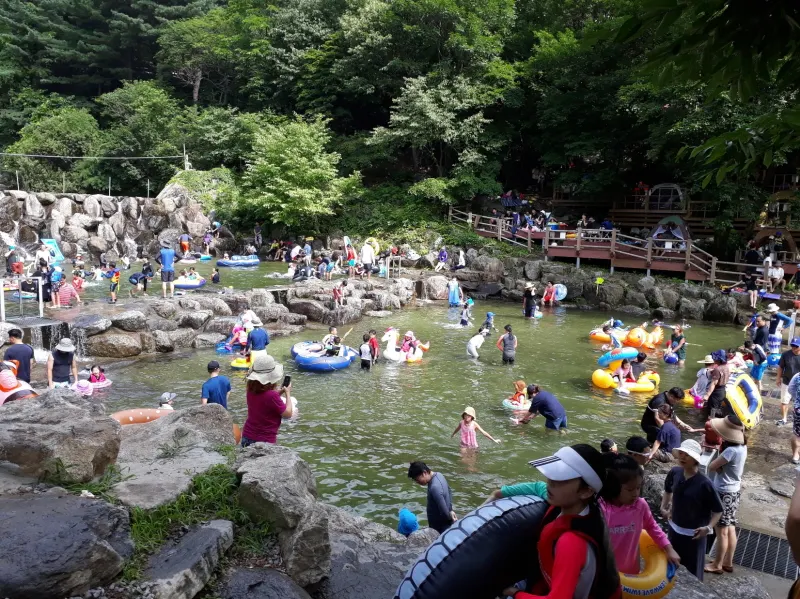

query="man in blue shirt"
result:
[518,384,567,431]
[156,240,176,299]
[201,360,231,410]
[246,317,270,359]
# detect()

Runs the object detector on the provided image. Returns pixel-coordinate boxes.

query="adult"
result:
[702,349,730,421]
[691,355,715,400]
[522,283,536,318]
[242,354,293,445]
[201,360,231,409]
[407,461,455,534]
[434,247,448,272]
[254,222,262,247]
[57,278,81,307]
[34,243,52,268]
[447,277,463,308]
[777,338,800,426]
[665,324,687,365]
[246,317,269,359]
[4,328,34,383]
[355,240,373,278]
[178,233,192,256]
[626,436,652,467]
[516,384,567,432]
[452,249,466,271]
[766,303,793,356]
[769,261,787,293]
[47,338,78,389]
[156,240,176,299]
[744,339,768,392]
[5,245,20,275]
[496,324,517,364]
[733,272,759,309]
[631,352,648,379]
[789,372,800,464]
[577,214,590,229]
[290,242,302,262]
[753,314,769,353]
[744,241,761,273]
[705,415,747,575]
[640,387,686,443]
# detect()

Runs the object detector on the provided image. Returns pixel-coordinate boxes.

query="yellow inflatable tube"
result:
[592,369,660,393]
[725,373,763,429]
[620,531,676,599]
[231,356,252,370]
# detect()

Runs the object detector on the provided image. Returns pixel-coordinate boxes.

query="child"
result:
[451,407,500,448]
[649,404,680,462]
[321,326,337,347]
[480,311,497,333]
[503,444,621,599]
[459,302,472,327]
[509,380,527,405]
[397,508,419,537]
[188,267,199,280]
[612,358,637,392]
[599,454,681,575]
[359,333,372,370]
[660,439,723,580]
[600,439,617,453]
[72,272,84,292]
[325,336,343,356]
[104,261,120,304]
[368,329,379,364]
[212,268,220,284]
[231,323,248,351]
[542,280,556,306]
[333,280,347,307]
[88,365,106,384]
[158,392,176,410]
[601,324,622,351]
[466,329,489,359]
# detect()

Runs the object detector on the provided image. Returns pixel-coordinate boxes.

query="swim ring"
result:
[725,373,762,429]
[589,328,626,344]
[199,255,212,261]
[290,341,358,372]
[364,237,380,254]
[502,398,531,411]
[620,531,677,599]
[394,495,548,599]
[230,356,252,370]
[179,258,197,264]
[623,327,664,350]
[553,283,567,301]
[216,338,237,355]
[112,409,243,443]
[92,379,113,389]
[174,278,206,290]
[597,346,639,368]
[217,255,259,268]
[10,291,36,300]
[592,369,660,393]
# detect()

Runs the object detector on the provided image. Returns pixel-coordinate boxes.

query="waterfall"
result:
[70,327,88,360]
[29,327,49,362]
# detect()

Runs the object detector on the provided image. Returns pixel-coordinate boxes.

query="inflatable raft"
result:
[502,398,531,411]
[10,291,36,300]
[623,326,664,350]
[217,255,259,268]
[199,255,212,261]
[592,369,661,393]
[726,373,762,429]
[290,341,358,372]
[174,277,206,290]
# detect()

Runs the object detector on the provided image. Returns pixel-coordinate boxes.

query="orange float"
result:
[112,408,242,443]
[623,326,663,350]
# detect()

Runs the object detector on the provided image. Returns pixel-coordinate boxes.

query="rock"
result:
[18,223,38,243]
[636,276,656,292]
[406,527,440,548]
[644,286,664,308]
[287,298,328,323]
[247,289,275,307]
[37,191,57,205]
[145,520,234,599]
[0,194,22,231]
[71,314,113,337]
[0,322,16,345]
[423,275,449,300]
[279,313,307,326]
[193,332,226,348]
[157,227,182,246]
[662,288,680,310]
[140,331,156,354]
[365,310,393,318]
[100,196,117,217]
[221,568,312,599]
[0,388,121,483]
[279,504,331,587]
[111,310,147,332]
[598,282,624,306]
[366,290,401,311]
[619,305,650,316]
[653,307,675,321]
[220,293,252,314]
[23,193,45,222]
[0,492,133,599]
[699,287,718,302]
[705,575,771,599]
[153,330,175,353]
[147,318,178,333]
[678,297,707,321]
[83,195,103,218]
[151,301,178,320]
[323,304,364,326]
[523,260,541,280]
[108,211,126,238]
[769,477,794,498]
[665,565,720,598]
[112,405,234,509]
[86,331,143,358]
[465,247,478,266]
[61,225,90,243]
[625,289,649,309]
[88,235,108,254]
[471,255,505,277]
[68,212,102,230]
[192,296,233,316]
[477,282,504,296]
[704,295,738,323]
[170,328,198,349]
[205,317,239,336]
[178,310,213,330]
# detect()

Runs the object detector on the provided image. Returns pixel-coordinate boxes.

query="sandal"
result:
[792,458,800,465]
[703,566,724,575]
[722,566,734,573]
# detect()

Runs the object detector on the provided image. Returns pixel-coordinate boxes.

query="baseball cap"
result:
[625,436,651,455]
[207,360,221,371]
[529,444,604,493]
[792,338,800,348]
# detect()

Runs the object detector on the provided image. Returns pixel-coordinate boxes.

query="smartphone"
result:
[282,375,291,388]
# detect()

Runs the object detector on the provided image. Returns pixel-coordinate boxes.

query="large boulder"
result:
[0,388,121,483]
[366,290,401,311]
[112,405,234,509]
[220,293,252,314]
[87,235,108,254]
[323,304,364,326]
[97,222,117,243]
[178,309,213,330]
[61,225,90,243]
[193,332,226,348]
[193,296,233,316]
[111,310,148,332]
[147,318,178,333]
[596,282,624,306]
[221,568,312,599]
[0,194,22,231]
[53,196,73,217]
[624,289,649,309]
[705,575,771,599]
[704,295,738,323]
[153,330,175,353]
[83,194,103,218]
[661,288,680,310]
[86,330,143,358]
[70,314,112,337]
[0,491,133,599]
[279,505,330,587]
[635,276,656,292]
[523,260,541,281]
[205,317,239,336]
[151,300,178,320]
[678,297,707,321]
[471,255,505,275]
[108,211,127,238]
[423,275,449,300]
[644,286,664,308]
[17,224,38,244]
[23,193,45,223]
[100,195,117,216]
[170,328,198,349]
[287,298,328,323]
[68,212,102,230]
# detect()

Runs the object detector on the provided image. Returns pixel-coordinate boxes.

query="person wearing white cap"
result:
[503,444,620,599]
[245,317,269,359]
[241,354,292,446]
[690,355,715,401]
[660,439,723,581]
[47,338,78,389]
[765,303,793,356]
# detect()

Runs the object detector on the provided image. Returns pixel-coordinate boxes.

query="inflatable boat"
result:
[726,372,762,429]
[592,369,661,393]
[10,291,36,301]
[217,255,259,268]
[174,277,206,290]
[199,255,213,261]
[290,341,358,372]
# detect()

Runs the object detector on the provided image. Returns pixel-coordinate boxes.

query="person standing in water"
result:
[466,329,489,358]
[451,407,500,448]
[496,324,517,364]
[665,324,687,365]
[156,239,176,299]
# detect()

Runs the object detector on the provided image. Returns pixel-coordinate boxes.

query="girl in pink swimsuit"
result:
[451,407,501,448]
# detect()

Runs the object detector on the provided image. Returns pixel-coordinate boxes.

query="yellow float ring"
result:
[365,237,380,254]
[620,531,677,599]
[230,356,252,370]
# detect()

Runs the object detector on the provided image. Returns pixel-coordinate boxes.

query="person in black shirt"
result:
[631,352,648,379]
[777,339,800,426]
[3,328,34,383]
[141,258,154,294]
[641,387,687,443]
[522,283,536,318]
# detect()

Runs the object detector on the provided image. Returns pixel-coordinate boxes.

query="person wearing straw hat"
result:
[245,317,269,360]
[502,444,621,599]
[47,338,78,389]
[660,439,723,581]
[522,282,537,318]
[690,355,715,402]
[241,354,293,446]
[450,406,500,449]
[705,415,747,575]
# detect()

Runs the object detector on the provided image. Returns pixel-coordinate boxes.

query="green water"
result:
[90,301,745,527]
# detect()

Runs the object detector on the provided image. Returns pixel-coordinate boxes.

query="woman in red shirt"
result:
[241,354,293,446]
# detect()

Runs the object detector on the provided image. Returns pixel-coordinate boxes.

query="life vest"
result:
[536,506,622,599]
[0,379,36,406]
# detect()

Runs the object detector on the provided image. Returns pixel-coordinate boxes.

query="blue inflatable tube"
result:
[174,278,206,290]
[598,346,639,368]
[291,341,358,372]
[217,255,260,268]
[216,337,238,355]
[394,495,548,599]
[199,255,212,261]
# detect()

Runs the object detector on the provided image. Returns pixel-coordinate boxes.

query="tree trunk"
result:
[192,69,203,104]
[411,146,419,171]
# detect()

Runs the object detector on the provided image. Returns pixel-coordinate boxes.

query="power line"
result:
[0,152,184,160]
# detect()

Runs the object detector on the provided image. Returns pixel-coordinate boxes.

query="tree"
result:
[241,116,361,229]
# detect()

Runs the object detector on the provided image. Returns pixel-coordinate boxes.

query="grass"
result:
[123,464,271,580]
[155,429,196,460]
[44,462,131,503]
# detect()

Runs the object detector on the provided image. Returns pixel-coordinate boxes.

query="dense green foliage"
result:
[0,0,796,234]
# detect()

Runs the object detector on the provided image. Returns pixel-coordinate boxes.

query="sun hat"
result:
[160,239,172,248]
[698,355,714,364]
[792,338,800,348]
[246,354,284,385]
[404,331,414,338]
[159,392,176,404]
[529,445,604,493]
[250,317,264,327]
[709,416,745,444]
[0,369,17,390]
[524,282,534,289]
[55,338,76,353]
[767,303,780,313]
[73,379,93,397]
[672,439,703,463]
[462,406,477,419]
[711,349,728,364]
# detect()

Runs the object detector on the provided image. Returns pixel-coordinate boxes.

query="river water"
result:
[77,283,744,528]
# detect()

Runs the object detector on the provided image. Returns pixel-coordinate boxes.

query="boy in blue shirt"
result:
[104,261,121,304]
[201,360,231,409]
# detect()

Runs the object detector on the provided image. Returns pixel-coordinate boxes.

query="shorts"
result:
[524,306,533,318]
[782,383,792,405]
[750,361,768,381]
[109,283,118,292]
[53,381,70,388]
[768,334,782,354]
[326,263,335,272]
[363,262,372,272]
[180,241,189,252]
[460,319,468,327]
[718,490,741,526]
[161,270,175,283]
[348,259,356,267]
[545,415,568,430]
[502,355,515,364]
[361,359,371,370]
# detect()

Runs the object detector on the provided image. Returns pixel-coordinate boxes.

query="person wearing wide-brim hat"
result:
[705,415,747,575]
[522,282,537,318]
[690,355,715,402]
[245,316,270,360]
[661,439,723,581]
[47,338,78,389]
[241,354,293,446]
[702,350,730,421]
[451,406,500,448]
